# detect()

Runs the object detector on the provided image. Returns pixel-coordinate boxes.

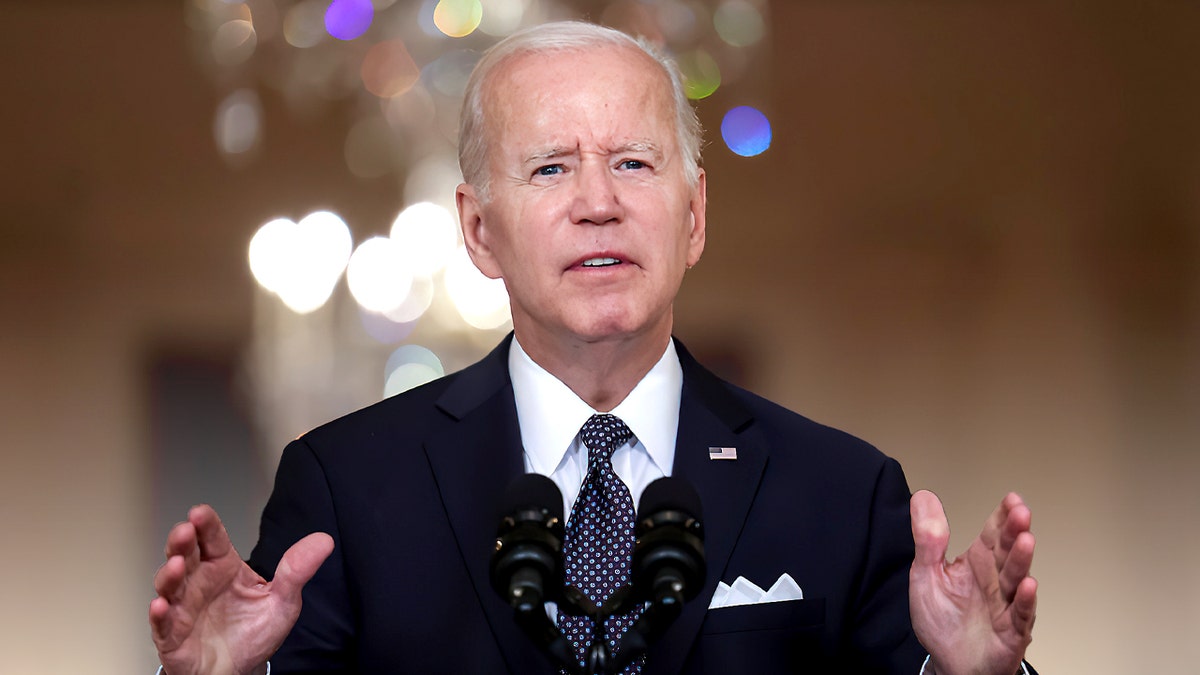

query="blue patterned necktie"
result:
[559,414,644,673]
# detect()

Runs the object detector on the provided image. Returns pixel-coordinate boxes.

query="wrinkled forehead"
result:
[481,45,678,154]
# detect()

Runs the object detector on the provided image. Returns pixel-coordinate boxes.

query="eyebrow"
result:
[520,141,664,166]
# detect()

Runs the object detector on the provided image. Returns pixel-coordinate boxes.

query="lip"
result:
[566,251,634,271]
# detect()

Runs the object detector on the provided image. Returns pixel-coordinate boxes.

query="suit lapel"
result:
[423,336,556,675]
[645,339,768,675]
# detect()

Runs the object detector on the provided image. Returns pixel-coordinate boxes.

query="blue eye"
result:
[620,160,645,170]
[535,165,563,176]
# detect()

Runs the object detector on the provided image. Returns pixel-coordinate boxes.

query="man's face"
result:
[457,44,706,351]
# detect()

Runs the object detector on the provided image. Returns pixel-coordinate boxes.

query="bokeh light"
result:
[721,105,771,157]
[325,0,374,41]
[383,84,436,135]
[654,0,702,43]
[346,236,414,313]
[677,49,721,100]
[478,0,528,37]
[383,344,445,398]
[283,0,327,48]
[359,307,418,344]
[444,246,511,330]
[404,152,463,210]
[422,50,479,98]
[433,0,482,38]
[713,0,764,47]
[212,19,256,66]
[249,211,353,314]
[360,38,420,99]
[390,202,458,278]
[383,275,434,323]
[245,0,279,43]
[214,89,262,158]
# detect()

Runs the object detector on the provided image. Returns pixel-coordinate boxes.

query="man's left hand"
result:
[909,490,1038,675]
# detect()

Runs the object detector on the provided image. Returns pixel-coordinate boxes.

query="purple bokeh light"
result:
[325,0,374,41]
[720,106,772,157]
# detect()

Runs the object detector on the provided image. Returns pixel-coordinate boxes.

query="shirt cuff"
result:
[919,655,1030,675]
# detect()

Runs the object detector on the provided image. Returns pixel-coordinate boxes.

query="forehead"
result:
[483,45,677,154]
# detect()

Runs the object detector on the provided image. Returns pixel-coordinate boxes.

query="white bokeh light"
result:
[248,211,353,314]
[214,88,262,157]
[390,201,458,278]
[383,275,434,323]
[347,236,414,313]
[443,246,511,330]
[383,344,445,398]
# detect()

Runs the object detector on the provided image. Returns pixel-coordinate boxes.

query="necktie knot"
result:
[580,413,633,468]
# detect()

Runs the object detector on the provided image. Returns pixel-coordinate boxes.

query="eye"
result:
[619,159,647,170]
[535,164,564,177]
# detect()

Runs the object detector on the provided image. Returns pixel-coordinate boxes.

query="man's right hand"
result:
[149,505,334,675]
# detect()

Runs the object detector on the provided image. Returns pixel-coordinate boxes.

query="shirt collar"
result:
[509,336,682,477]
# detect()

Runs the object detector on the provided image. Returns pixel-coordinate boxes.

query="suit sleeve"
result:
[248,438,356,674]
[847,457,928,673]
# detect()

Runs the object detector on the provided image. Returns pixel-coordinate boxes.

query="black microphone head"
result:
[498,472,564,524]
[637,476,702,522]
[491,473,565,610]
[633,476,706,605]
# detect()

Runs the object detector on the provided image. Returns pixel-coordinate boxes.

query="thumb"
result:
[272,532,335,605]
[910,490,950,571]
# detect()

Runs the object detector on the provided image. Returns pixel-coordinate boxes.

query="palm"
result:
[150,505,333,675]
[909,491,1037,675]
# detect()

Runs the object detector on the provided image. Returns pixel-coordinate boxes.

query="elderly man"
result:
[150,21,1038,675]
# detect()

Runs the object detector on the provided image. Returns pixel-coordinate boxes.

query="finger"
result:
[153,554,188,602]
[910,490,950,572]
[1011,575,1038,638]
[189,504,234,561]
[164,520,197,559]
[978,494,1012,550]
[271,533,335,606]
[164,520,202,577]
[148,595,173,641]
[997,494,1031,553]
[998,531,1035,601]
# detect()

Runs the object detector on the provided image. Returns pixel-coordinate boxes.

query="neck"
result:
[514,326,671,412]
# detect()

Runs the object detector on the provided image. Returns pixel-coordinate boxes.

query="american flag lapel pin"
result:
[708,446,737,460]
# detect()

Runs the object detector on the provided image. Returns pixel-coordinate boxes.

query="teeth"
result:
[581,257,620,267]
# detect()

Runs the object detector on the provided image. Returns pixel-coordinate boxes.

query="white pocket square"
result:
[708,573,803,609]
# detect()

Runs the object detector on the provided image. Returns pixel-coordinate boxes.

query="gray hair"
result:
[457,21,703,199]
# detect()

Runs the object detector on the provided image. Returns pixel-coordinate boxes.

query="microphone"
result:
[632,476,706,611]
[603,476,705,673]
[490,473,565,613]
[490,474,581,673]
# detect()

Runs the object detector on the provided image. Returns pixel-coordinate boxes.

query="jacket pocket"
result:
[700,597,825,634]
[688,599,828,674]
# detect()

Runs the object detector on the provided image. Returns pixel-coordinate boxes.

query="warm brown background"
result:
[2,2,1197,672]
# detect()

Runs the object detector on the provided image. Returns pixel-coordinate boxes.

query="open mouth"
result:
[580,257,622,268]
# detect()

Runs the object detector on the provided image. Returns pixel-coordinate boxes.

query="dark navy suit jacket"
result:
[248,336,933,673]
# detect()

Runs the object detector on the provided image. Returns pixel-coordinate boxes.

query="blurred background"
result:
[1,0,1197,672]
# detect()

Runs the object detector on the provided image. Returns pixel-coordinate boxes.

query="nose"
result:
[569,158,624,226]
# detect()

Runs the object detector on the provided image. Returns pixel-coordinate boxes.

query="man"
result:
[150,21,1038,675]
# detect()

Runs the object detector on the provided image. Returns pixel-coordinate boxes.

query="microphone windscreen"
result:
[637,476,702,521]
[499,473,564,522]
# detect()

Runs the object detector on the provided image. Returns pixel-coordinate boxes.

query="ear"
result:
[456,183,503,279]
[685,169,707,267]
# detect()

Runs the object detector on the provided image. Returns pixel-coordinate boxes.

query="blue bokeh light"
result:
[720,106,772,157]
[325,0,374,41]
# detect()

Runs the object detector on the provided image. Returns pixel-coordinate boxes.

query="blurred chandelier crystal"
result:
[186,0,771,175]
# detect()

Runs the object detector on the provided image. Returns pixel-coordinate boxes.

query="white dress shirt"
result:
[508,336,682,518]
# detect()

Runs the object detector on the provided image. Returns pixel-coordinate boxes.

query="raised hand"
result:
[149,505,333,675]
[909,491,1038,675]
